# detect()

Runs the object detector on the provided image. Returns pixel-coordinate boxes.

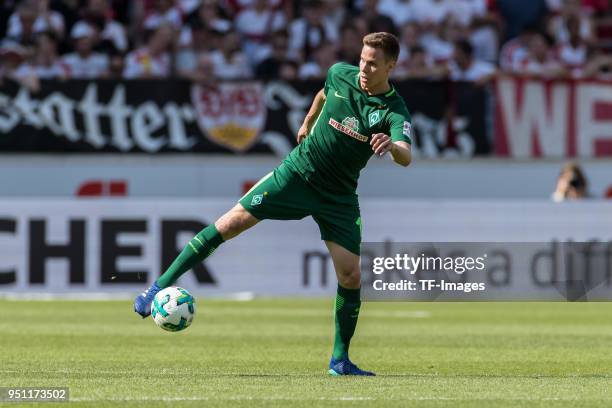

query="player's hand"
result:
[370,133,392,156]
[297,124,309,144]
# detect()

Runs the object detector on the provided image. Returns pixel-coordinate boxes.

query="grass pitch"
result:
[1,299,611,407]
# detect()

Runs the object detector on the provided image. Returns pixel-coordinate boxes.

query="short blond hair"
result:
[363,32,400,61]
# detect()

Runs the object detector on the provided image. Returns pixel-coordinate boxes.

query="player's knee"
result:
[215,215,244,241]
[337,266,361,289]
[215,206,258,240]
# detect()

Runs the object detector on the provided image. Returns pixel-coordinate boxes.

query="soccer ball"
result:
[151,286,195,332]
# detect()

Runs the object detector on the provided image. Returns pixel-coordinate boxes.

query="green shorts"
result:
[239,162,362,255]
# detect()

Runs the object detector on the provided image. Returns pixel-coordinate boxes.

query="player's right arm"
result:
[297,88,326,144]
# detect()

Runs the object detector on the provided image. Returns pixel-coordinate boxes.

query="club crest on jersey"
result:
[251,194,263,206]
[369,111,381,127]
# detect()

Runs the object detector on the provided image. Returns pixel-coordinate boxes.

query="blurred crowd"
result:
[1,0,612,89]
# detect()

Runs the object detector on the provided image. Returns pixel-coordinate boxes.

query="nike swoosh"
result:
[334,90,348,100]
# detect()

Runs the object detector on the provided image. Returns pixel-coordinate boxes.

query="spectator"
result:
[179,3,225,48]
[448,39,496,83]
[278,59,298,80]
[142,0,183,31]
[581,53,612,79]
[288,0,333,62]
[410,0,453,27]
[350,14,370,39]
[405,0,485,28]
[209,29,252,79]
[377,0,415,28]
[395,22,421,74]
[469,5,500,63]
[421,15,466,64]
[0,39,39,89]
[50,0,82,33]
[254,29,291,79]
[515,31,566,78]
[448,0,489,27]
[186,0,231,34]
[544,0,563,13]
[396,44,443,79]
[393,22,448,79]
[107,50,125,78]
[0,1,18,39]
[359,0,397,35]
[548,0,594,45]
[7,0,65,41]
[235,0,286,64]
[177,0,201,15]
[62,21,109,78]
[582,0,610,15]
[556,15,590,75]
[176,21,219,77]
[1,0,610,82]
[14,30,67,88]
[552,162,589,201]
[499,24,537,72]
[82,0,128,52]
[0,40,26,78]
[298,42,337,79]
[192,52,216,85]
[494,0,548,41]
[224,0,287,17]
[337,23,362,66]
[323,0,347,30]
[123,24,173,78]
[6,1,38,46]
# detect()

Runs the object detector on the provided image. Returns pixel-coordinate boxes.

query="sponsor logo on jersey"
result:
[328,117,368,143]
[403,121,412,137]
[369,111,381,127]
[342,116,359,131]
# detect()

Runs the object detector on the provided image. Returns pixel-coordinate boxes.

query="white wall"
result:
[0,155,611,199]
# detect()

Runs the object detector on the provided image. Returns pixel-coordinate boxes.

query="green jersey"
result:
[284,62,412,202]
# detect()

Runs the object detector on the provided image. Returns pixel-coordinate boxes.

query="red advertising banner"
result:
[495,76,612,158]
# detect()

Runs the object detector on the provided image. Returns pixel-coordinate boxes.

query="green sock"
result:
[156,224,225,288]
[332,284,361,360]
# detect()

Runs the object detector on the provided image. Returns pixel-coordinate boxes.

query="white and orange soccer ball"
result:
[151,286,195,332]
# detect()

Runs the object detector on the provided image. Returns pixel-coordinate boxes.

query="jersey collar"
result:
[355,72,395,106]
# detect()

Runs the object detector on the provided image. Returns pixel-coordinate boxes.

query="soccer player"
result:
[134,32,412,376]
